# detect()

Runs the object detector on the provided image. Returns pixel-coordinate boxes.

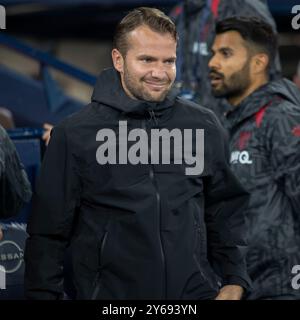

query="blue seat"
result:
[0,65,83,128]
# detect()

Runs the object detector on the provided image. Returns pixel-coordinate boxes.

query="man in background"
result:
[170,0,281,119]
[209,16,300,299]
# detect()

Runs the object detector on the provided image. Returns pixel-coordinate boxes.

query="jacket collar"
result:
[92,68,179,117]
[225,82,274,129]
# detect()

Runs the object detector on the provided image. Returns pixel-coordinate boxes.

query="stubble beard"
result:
[123,64,172,102]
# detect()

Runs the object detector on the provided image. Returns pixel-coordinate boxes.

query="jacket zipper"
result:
[91,231,108,300]
[143,112,167,299]
[193,208,220,291]
[192,205,206,281]
[193,225,207,280]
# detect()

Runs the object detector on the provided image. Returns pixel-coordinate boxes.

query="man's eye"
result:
[222,50,232,58]
[165,60,175,65]
[141,58,153,63]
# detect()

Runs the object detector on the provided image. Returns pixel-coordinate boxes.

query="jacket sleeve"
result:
[0,126,32,218]
[24,125,81,300]
[269,103,300,229]
[204,115,252,291]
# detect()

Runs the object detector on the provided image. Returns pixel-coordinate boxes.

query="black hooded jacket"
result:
[224,79,300,299]
[25,68,251,300]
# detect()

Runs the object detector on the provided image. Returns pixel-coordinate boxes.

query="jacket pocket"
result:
[91,230,108,300]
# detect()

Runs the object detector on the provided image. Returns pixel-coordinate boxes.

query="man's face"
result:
[208,31,252,100]
[112,25,177,102]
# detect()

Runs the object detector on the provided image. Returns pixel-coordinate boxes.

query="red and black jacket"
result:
[224,78,300,299]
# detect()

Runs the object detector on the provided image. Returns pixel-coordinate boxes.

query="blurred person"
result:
[0,107,15,130]
[209,16,300,299]
[0,125,32,240]
[25,7,251,300]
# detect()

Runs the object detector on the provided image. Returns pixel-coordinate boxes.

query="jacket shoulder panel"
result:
[175,97,224,130]
[262,99,300,131]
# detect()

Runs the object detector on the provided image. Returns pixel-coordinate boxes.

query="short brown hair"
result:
[113,7,178,56]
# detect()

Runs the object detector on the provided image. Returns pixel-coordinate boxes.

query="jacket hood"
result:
[266,78,300,106]
[226,78,300,127]
[91,68,179,116]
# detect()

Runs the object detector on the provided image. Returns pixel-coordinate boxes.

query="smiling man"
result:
[209,17,300,300]
[24,7,251,300]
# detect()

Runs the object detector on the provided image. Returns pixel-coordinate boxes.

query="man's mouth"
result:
[209,72,224,86]
[144,80,168,91]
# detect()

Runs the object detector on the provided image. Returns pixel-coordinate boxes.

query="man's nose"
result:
[208,54,220,70]
[150,63,167,79]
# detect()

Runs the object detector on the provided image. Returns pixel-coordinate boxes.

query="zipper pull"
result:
[149,109,158,126]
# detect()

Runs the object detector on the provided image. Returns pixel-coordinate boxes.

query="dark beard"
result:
[211,61,251,100]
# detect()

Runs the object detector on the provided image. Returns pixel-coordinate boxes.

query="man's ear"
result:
[252,53,269,75]
[112,48,124,73]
